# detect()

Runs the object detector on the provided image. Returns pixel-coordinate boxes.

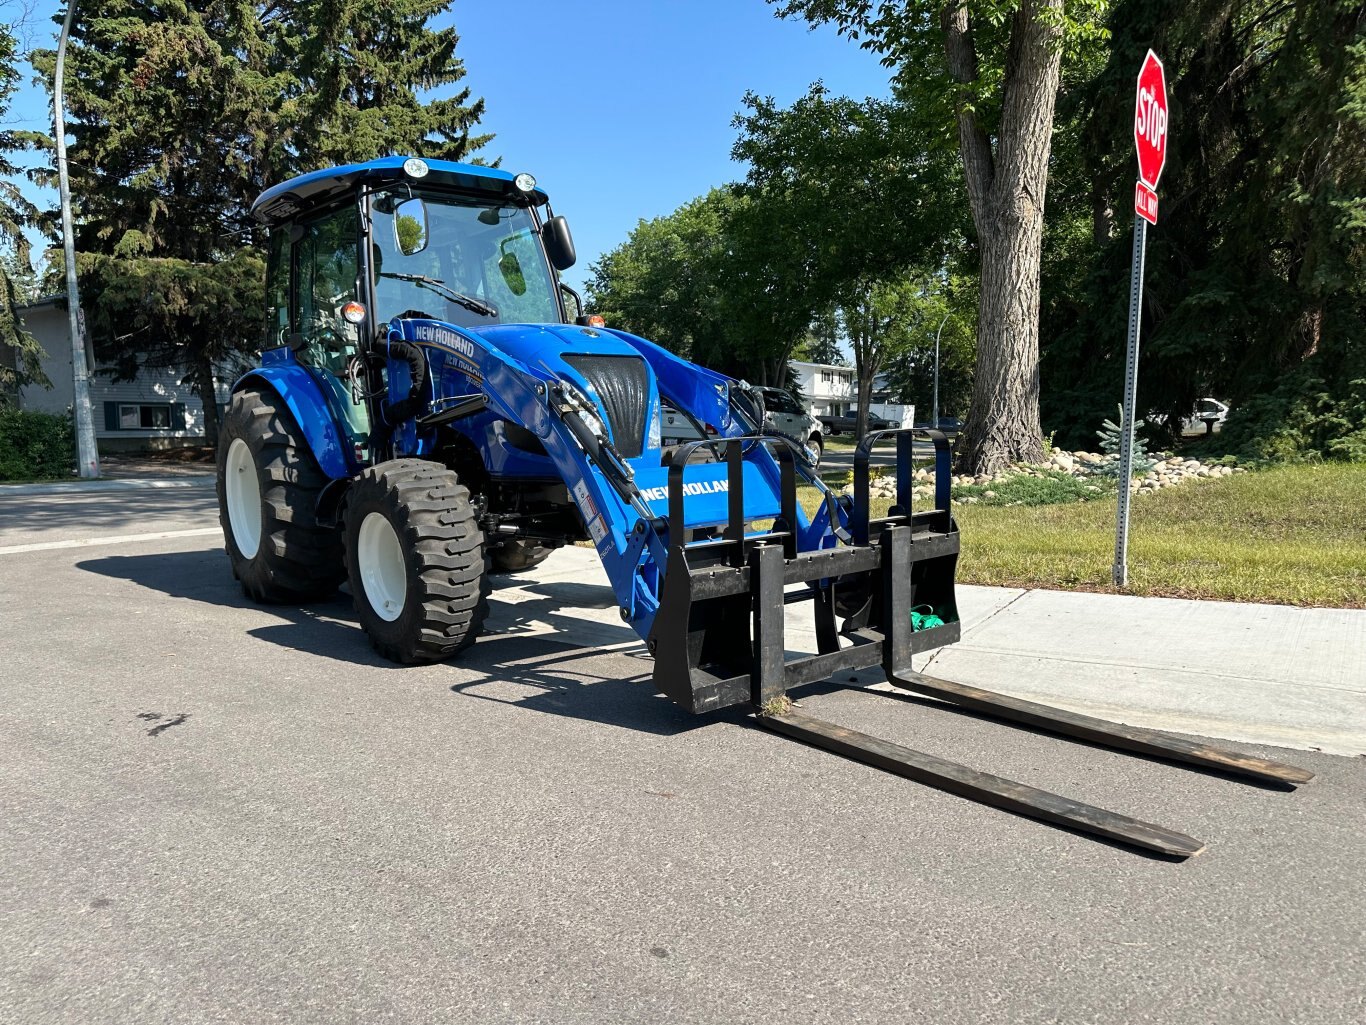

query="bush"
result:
[0,404,75,481]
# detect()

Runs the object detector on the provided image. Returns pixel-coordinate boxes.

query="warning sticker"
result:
[572,479,608,549]
[572,479,598,520]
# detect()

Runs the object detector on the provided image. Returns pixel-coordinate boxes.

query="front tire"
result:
[344,459,489,663]
[217,388,344,602]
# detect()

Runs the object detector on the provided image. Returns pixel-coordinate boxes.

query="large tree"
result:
[28,0,489,444]
[773,1,1108,473]
[732,84,965,435]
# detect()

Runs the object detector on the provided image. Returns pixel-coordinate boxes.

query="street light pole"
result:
[931,314,948,429]
[55,1,99,478]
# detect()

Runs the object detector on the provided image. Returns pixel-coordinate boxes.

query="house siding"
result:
[16,299,234,445]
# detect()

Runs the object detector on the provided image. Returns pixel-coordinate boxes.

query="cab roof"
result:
[249,156,550,226]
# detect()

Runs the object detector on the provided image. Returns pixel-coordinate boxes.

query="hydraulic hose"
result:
[380,333,430,425]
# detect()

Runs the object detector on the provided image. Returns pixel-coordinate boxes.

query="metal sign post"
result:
[1114,50,1168,587]
[1113,216,1147,586]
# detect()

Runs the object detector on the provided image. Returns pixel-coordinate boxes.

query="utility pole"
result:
[55,1,99,478]
[931,314,948,429]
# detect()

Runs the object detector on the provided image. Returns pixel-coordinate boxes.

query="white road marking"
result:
[0,527,221,556]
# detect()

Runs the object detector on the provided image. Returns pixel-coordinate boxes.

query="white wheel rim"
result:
[358,512,407,622]
[225,438,262,559]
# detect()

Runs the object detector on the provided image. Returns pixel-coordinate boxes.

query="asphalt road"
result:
[2,486,1363,1025]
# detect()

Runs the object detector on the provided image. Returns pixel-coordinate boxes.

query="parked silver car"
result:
[660,385,825,467]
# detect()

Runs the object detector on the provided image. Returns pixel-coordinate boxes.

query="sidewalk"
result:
[508,546,1366,757]
[0,455,215,496]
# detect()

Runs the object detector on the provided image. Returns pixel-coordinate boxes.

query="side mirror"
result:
[543,215,576,270]
[394,197,428,256]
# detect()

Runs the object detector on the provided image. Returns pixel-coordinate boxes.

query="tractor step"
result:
[755,706,1207,858]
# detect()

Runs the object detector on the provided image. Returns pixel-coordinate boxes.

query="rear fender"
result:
[234,365,358,480]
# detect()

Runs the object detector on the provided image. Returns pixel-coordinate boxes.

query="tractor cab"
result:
[251,157,580,452]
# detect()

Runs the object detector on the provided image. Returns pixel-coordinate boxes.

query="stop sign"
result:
[1134,50,1168,189]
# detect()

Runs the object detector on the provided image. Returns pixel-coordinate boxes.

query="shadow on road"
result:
[76,548,726,737]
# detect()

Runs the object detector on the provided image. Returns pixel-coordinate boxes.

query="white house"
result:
[790,360,913,426]
[790,361,854,418]
[14,295,232,450]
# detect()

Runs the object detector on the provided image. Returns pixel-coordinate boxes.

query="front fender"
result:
[234,365,357,480]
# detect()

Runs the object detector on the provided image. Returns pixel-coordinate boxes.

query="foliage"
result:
[586,188,760,378]
[879,272,977,418]
[770,1,1111,474]
[794,310,846,366]
[0,403,74,481]
[1040,0,1366,460]
[0,22,46,391]
[1220,370,1366,463]
[732,83,966,428]
[1095,405,1157,477]
[78,247,266,390]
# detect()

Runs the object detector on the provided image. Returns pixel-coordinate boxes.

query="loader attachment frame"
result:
[647,429,963,714]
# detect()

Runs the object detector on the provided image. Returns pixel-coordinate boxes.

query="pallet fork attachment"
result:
[648,428,1312,857]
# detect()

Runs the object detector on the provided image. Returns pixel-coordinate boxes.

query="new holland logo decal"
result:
[638,479,729,504]
[413,323,476,357]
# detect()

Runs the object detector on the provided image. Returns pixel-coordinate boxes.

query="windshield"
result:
[369,188,561,328]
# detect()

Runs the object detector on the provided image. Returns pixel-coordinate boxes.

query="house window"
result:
[104,402,186,432]
[120,404,171,429]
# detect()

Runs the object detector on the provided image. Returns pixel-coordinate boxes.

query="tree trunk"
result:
[192,352,221,449]
[943,0,1061,475]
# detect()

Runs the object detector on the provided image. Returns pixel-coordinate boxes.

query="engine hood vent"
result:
[562,353,649,459]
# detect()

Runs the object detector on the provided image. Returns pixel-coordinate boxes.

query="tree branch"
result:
[940,2,994,236]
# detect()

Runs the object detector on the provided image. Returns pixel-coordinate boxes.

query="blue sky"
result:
[4,0,893,293]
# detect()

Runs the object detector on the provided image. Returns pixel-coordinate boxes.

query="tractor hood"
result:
[467,322,647,374]
[430,320,658,461]
[396,317,739,462]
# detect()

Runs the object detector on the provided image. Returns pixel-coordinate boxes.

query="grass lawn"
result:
[801,463,1366,608]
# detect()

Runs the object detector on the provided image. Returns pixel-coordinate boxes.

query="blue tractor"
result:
[217,157,1309,857]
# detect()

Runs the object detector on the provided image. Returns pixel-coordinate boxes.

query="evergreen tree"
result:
[1,21,46,392]
[27,1,489,444]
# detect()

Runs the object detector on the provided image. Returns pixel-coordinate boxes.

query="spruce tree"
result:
[28,0,490,444]
[1,22,46,392]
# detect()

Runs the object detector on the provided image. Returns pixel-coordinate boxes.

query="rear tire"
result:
[488,538,554,575]
[344,459,489,663]
[217,387,344,602]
